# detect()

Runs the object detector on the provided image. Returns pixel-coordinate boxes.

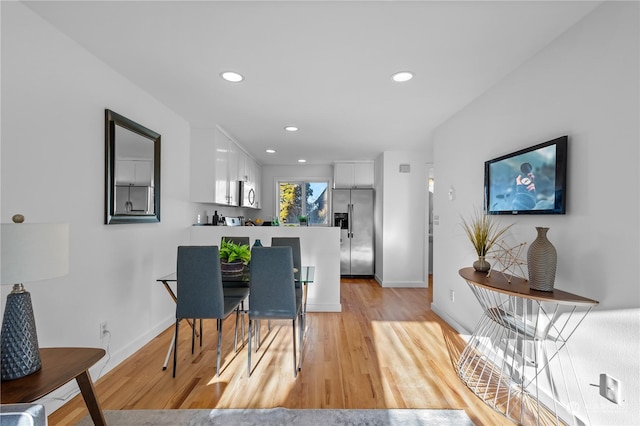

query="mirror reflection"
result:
[114,126,155,215]
[105,110,161,224]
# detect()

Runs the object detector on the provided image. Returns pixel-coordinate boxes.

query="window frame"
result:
[275,177,331,226]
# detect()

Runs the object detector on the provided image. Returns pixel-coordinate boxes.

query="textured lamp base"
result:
[1,288,42,381]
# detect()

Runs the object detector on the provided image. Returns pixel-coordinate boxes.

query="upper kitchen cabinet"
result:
[254,162,262,208]
[237,146,262,209]
[116,159,153,185]
[237,149,249,182]
[190,126,238,206]
[223,133,239,206]
[334,161,374,188]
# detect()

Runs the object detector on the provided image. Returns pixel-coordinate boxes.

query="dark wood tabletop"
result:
[1,347,107,426]
[459,267,598,306]
[1,347,105,402]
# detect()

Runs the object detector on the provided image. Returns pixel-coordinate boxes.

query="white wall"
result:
[1,2,193,413]
[374,156,385,281]
[375,152,428,287]
[431,2,639,425]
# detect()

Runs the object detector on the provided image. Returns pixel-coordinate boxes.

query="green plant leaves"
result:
[219,238,251,265]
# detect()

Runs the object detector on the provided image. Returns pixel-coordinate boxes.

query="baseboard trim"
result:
[378,280,427,288]
[43,314,175,415]
[306,303,342,312]
[431,303,470,335]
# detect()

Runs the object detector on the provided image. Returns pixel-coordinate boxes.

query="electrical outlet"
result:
[100,321,108,339]
[450,289,455,302]
[599,373,621,404]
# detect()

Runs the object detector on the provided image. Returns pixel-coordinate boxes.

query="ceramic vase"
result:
[473,256,491,272]
[527,227,557,291]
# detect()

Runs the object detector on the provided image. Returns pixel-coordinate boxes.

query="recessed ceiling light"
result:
[284,126,299,132]
[391,71,413,82]
[266,149,276,154]
[221,71,244,82]
[298,159,307,163]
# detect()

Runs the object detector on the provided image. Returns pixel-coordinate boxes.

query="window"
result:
[277,180,329,226]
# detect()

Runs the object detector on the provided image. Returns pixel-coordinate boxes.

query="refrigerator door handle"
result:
[348,203,353,238]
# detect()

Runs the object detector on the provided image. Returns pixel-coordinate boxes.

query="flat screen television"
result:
[485,136,567,215]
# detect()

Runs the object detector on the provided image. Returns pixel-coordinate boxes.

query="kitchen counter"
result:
[189,226,341,312]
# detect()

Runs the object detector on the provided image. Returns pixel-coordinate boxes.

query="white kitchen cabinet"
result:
[213,130,229,205]
[190,126,238,206]
[115,185,153,214]
[334,161,374,188]
[216,128,238,206]
[238,148,261,184]
[116,160,153,185]
[253,162,262,208]
[237,149,248,182]
[237,150,262,209]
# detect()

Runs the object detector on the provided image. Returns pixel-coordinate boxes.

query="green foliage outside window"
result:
[278,181,328,225]
[279,182,302,223]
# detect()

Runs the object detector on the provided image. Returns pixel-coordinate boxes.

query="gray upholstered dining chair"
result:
[271,237,301,282]
[270,237,307,332]
[173,246,249,377]
[247,246,303,378]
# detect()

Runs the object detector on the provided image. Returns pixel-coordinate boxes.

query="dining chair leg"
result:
[247,319,253,377]
[216,318,222,376]
[241,301,246,343]
[255,320,260,352]
[291,318,298,378]
[302,284,308,337]
[191,319,196,354]
[234,307,239,352]
[298,312,303,371]
[199,319,203,347]
[172,320,180,378]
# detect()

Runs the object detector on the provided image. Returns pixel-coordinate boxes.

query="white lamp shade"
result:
[1,223,69,285]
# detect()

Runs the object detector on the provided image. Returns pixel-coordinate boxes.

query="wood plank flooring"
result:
[48,278,510,425]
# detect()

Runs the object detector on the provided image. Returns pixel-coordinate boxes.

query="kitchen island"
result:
[189,225,341,312]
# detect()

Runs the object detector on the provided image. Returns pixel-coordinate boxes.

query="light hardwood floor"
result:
[49,278,510,425]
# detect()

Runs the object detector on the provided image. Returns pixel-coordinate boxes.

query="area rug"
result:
[76,408,474,425]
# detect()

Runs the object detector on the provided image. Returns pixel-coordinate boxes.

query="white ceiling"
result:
[24,1,601,166]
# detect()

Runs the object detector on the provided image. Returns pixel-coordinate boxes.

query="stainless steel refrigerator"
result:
[333,188,374,276]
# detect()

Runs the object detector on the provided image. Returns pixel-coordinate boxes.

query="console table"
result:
[458,268,598,425]
[1,347,106,426]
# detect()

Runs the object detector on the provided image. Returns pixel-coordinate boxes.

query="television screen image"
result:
[485,136,567,215]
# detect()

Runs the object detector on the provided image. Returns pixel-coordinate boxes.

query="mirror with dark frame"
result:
[105,109,161,224]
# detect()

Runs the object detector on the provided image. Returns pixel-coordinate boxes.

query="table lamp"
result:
[1,215,69,381]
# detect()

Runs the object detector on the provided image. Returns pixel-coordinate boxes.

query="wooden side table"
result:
[1,347,106,426]
[458,268,598,425]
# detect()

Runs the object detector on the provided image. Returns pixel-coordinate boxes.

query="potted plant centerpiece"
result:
[219,238,251,277]
[461,207,512,272]
[298,215,308,226]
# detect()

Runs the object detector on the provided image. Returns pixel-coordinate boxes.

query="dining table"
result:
[156,265,315,370]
